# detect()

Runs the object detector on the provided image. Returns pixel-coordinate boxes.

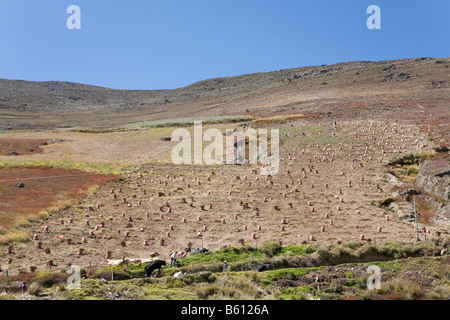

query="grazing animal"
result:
[145,259,166,277]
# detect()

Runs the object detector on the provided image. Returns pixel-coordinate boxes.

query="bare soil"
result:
[0,57,448,276]
[0,166,117,237]
[0,139,47,156]
[2,119,447,274]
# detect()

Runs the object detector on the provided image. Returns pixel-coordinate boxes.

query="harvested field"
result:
[2,119,446,274]
[0,58,448,301]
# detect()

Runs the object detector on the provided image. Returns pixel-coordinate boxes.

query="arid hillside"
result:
[1,57,449,130]
[0,57,449,301]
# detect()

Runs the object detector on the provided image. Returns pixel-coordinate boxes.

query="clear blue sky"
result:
[1,0,449,90]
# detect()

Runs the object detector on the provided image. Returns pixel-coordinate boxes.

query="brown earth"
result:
[0,139,47,156]
[2,119,447,274]
[0,57,448,276]
[0,166,117,241]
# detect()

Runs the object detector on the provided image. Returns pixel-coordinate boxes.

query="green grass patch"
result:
[177,246,266,268]
[176,243,316,271]
[259,267,325,287]
[1,238,448,300]
[279,245,316,256]
[379,197,395,207]
[279,285,316,300]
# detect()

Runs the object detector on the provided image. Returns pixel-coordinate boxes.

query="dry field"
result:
[1,118,446,274]
[0,57,448,282]
[0,166,117,244]
[0,139,47,156]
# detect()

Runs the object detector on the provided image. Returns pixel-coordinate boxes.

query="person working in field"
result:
[20,281,27,293]
[170,251,177,267]
[223,261,229,272]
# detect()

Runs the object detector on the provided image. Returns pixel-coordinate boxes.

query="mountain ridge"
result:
[0,56,448,129]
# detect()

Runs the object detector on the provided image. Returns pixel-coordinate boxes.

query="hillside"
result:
[0,57,449,130]
[0,56,449,301]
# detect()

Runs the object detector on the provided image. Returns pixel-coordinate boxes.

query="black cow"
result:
[145,260,166,277]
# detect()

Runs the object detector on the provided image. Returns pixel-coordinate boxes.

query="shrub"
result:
[355,275,370,290]
[196,284,219,299]
[38,272,69,287]
[248,270,260,283]
[97,269,131,281]
[405,165,419,176]
[280,245,315,255]
[28,281,44,296]
[36,269,53,279]
[339,241,364,250]
[182,271,216,285]
[259,241,282,257]
[384,278,425,300]
[426,285,450,300]
[345,272,354,279]
[379,197,395,207]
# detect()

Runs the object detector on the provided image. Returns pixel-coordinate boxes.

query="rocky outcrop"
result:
[431,205,450,228]
[415,159,450,228]
[416,159,450,202]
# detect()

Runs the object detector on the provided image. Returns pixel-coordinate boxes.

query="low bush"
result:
[27,281,44,296]
[258,241,282,257]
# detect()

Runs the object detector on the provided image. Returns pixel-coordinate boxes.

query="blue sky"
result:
[0,0,449,90]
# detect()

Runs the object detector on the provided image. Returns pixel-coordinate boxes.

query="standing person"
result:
[20,281,27,293]
[170,251,177,267]
[223,261,228,272]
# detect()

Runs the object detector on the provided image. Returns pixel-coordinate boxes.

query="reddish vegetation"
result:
[0,166,117,230]
[0,139,48,156]
[413,196,437,226]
